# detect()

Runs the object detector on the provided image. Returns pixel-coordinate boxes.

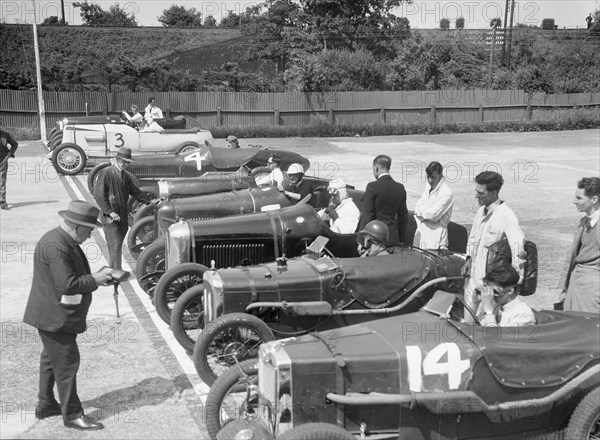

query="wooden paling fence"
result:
[1,89,599,130]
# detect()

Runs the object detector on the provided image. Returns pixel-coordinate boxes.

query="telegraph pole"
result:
[60,0,66,24]
[32,0,47,142]
[501,0,509,64]
[506,0,516,68]
[488,24,498,86]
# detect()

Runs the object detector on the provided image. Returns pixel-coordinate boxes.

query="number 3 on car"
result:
[406,343,470,392]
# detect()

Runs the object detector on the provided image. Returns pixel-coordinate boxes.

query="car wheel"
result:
[87,162,110,192]
[192,313,275,386]
[51,143,87,175]
[566,387,600,439]
[132,202,156,225]
[176,142,200,154]
[135,237,166,293]
[278,423,355,440]
[153,262,207,324]
[127,216,155,260]
[170,285,205,353]
[206,359,258,440]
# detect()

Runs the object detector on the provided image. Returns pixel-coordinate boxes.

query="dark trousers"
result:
[38,330,83,421]
[0,159,8,205]
[104,219,129,269]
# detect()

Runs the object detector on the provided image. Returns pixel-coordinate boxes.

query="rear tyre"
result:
[135,237,166,293]
[176,142,200,154]
[170,285,205,352]
[206,359,259,440]
[192,313,275,386]
[153,263,207,324]
[566,387,600,439]
[127,216,155,260]
[278,423,356,440]
[51,143,86,175]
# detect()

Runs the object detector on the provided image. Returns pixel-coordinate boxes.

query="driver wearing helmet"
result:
[318,178,360,234]
[357,220,390,257]
[283,163,312,203]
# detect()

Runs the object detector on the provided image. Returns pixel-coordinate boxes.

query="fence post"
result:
[274,108,280,125]
[479,104,484,123]
[166,109,171,118]
[380,107,386,123]
[216,107,222,126]
[526,103,532,121]
[103,93,109,115]
[430,105,436,124]
[328,108,334,123]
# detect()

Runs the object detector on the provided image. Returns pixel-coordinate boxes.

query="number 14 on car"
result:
[406,343,471,392]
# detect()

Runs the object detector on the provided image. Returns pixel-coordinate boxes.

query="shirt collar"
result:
[588,209,599,228]
[483,199,502,216]
[60,223,79,242]
[377,173,390,179]
[501,296,523,312]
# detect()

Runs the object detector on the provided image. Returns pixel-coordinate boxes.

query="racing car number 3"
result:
[406,343,470,392]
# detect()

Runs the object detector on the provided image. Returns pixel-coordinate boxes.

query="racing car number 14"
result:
[406,343,470,392]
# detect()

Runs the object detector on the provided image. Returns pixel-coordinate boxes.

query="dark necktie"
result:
[584,217,592,231]
[484,207,489,216]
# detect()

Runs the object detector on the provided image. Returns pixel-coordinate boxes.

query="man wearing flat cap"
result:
[23,201,113,430]
[93,147,153,269]
[318,178,360,234]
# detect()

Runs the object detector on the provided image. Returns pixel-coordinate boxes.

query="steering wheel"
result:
[450,296,481,326]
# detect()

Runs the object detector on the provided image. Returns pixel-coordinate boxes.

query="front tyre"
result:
[278,423,356,440]
[127,216,155,260]
[87,162,110,192]
[192,313,275,386]
[135,237,166,293]
[52,143,86,175]
[170,285,205,352]
[153,263,207,324]
[566,387,600,439]
[176,141,200,154]
[206,359,258,440]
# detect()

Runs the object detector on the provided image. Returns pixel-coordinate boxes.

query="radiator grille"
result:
[131,166,178,177]
[187,216,214,222]
[201,243,265,268]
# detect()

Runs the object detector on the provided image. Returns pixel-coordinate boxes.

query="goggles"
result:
[328,187,339,195]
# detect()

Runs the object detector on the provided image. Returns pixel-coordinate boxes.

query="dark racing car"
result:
[210,290,600,440]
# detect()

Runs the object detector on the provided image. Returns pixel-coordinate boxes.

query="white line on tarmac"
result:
[67,176,211,400]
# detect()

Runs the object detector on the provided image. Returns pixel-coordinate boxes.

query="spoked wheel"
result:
[205,359,259,440]
[192,313,275,386]
[127,216,155,260]
[153,263,207,324]
[135,237,166,294]
[170,285,205,352]
[566,387,600,440]
[51,143,86,175]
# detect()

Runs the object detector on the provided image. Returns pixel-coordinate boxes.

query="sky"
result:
[1,0,598,29]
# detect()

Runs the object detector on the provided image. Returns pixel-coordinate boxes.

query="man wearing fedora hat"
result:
[93,147,153,269]
[23,200,114,430]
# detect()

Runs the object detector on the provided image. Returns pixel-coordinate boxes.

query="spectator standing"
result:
[413,161,454,249]
[586,13,593,29]
[558,177,600,313]
[144,97,164,119]
[359,155,408,244]
[23,200,113,430]
[0,124,18,210]
[462,171,525,317]
[93,148,152,269]
[478,265,536,327]
[318,178,360,234]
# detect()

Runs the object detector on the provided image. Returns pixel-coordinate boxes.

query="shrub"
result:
[490,17,501,28]
[456,17,465,29]
[440,19,450,30]
[541,18,555,30]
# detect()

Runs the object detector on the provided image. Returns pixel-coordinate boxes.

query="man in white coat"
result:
[413,161,454,249]
[462,171,525,319]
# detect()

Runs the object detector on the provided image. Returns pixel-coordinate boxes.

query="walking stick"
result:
[113,283,121,324]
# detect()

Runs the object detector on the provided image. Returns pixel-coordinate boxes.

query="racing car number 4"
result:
[406,343,470,392]
[184,151,208,170]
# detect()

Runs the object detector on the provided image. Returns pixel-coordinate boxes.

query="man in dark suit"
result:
[23,200,113,430]
[0,123,19,210]
[93,147,152,269]
[359,155,408,244]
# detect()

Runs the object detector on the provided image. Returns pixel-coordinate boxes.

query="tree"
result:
[42,16,66,25]
[204,15,217,27]
[158,5,203,27]
[490,17,501,28]
[73,2,137,26]
[440,18,450,30]
[220,10,243,27]
[456,17,465,29]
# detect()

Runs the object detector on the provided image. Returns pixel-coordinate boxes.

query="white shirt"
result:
[465,201,525,308]
[480,297,536,327]
[319,198,360,234]
[413,179,454,249]
[144,105,164,119]
[588,209,599,229]
[268,168,284,191]
[140,121,164,133]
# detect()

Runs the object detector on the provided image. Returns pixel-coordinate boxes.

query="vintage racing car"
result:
[47,114,214,175]
[210,290,600,440]
[188,240,467,384]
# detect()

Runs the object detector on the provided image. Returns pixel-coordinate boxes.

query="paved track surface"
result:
[1,129,598,438]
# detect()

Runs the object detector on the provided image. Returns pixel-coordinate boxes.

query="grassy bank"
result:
[9,106,600,142]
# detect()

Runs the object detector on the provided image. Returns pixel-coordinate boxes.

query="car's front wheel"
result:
[192,313,275,386]
[86,162,110,192]
[278,423,356,440]
[135,237,166,294]
[127,216,155,260]
[176,142,200,154]
[51,143,87,175]
[170,285,205,353]
[206,359,258,440]
[153,262,207,324]
[566,386,600,439]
